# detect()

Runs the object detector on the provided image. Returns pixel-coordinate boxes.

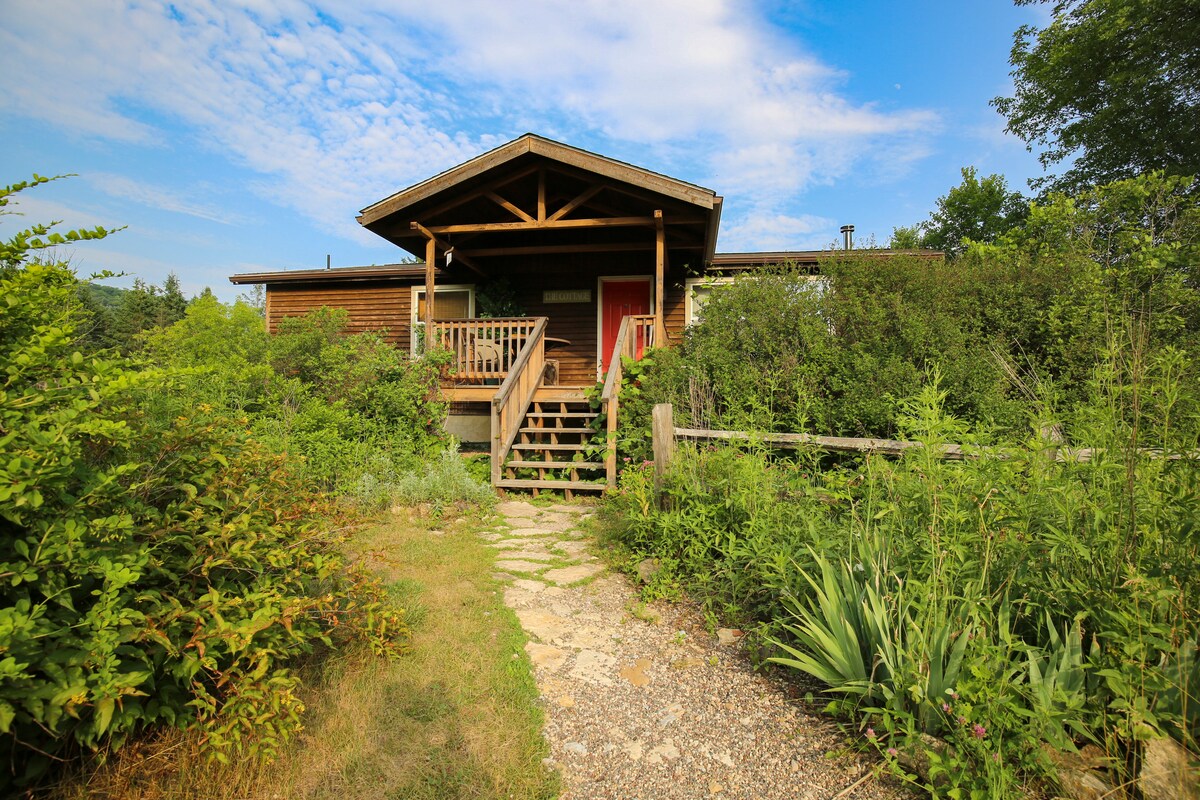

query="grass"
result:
[47,510,557,800]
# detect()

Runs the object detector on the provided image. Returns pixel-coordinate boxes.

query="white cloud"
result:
[89,173,243,225]
[0,0,939,249]
[716,210,836,253]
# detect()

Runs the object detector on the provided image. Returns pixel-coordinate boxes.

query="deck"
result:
[428,315,655,494]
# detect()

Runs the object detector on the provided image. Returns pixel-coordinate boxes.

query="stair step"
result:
[511,442,592,452]
[496,478,607,491]
[506,460,605,470]
[519,426,595,435]
[526,412,596,419]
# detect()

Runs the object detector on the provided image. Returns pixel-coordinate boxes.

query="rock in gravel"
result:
[1138,737,1199,800]
[619,657,652,687]
[636,557,661,584]
[716,628,744,647]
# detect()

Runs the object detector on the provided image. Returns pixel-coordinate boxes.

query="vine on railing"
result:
[600,314,657,487]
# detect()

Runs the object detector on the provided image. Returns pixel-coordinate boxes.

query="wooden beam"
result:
[463,242,662,257]
[405,164,542,224]
[410,222,488,278]
[537,169,546,222]
[547,185,603,222]
[654,210,666,343]
[484,191,535,223]
[424,237,436,329]
[426,216,657,235]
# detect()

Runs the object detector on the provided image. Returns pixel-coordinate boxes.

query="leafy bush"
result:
[0,179,407,787]
[607,355,1199,796]
[142,299,449,499]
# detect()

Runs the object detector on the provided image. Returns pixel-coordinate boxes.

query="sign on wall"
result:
[543,289,592,304]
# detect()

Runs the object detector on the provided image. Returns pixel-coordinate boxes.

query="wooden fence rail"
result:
[651,403,1196,477]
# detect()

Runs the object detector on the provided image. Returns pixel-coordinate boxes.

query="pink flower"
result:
[957,715,967,726]
[941,702,952,713]
[886,747,899,758]
[865,728,877,740]
[972,724,987,740]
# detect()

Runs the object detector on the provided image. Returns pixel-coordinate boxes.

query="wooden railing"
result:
[431,317,541,384]
[600,314,658,488]
[491,317,548,485]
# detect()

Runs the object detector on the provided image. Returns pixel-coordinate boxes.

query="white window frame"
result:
[410,284,476,355]
[684,275,736,325]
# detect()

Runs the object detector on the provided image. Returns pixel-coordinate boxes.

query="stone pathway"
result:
[484,500,911,800]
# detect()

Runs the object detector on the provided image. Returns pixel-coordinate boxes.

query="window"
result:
[411,285,475,354]
[684,276,735,325]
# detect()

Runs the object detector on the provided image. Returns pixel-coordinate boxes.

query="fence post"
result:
[652,403,675,479]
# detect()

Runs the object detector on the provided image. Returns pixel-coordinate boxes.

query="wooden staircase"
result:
[487,313,656,498]
[496,391,606,497]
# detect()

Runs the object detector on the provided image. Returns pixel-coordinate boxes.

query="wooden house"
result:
[229,133,927,495]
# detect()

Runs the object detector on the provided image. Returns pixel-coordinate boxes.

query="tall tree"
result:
[993,0,1200,193]
[892,168,1028,256]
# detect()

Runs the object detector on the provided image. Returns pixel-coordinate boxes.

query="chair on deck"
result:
[468,336,505,378]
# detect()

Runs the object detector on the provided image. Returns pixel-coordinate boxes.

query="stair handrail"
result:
[600,314,657,488]
[491,316,549,485]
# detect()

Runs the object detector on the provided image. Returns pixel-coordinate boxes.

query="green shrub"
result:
[606,357,1199,795]
[142,299,449,499]
[0,181,408,787]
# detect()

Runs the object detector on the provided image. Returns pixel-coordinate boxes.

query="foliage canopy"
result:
[993,0,1200,193]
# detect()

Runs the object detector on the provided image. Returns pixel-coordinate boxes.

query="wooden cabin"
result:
[229,133,932,495]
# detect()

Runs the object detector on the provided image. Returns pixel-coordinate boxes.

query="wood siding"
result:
[266,281,414,351]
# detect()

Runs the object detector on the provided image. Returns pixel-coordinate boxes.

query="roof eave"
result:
[356,133,718,230]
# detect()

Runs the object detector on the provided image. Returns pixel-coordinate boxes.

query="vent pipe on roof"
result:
[840,225,855,250]
[326,254,331,269]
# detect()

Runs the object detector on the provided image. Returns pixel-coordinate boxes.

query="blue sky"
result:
[1,0,1050,301]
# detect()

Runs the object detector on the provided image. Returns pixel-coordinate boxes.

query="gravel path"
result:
[484,500,911,800]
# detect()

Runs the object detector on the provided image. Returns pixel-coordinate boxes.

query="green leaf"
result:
[94,697,114,735]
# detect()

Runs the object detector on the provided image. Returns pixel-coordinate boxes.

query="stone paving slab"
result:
[543,563,604,585]
[493,559,550,574]
[494,549,557,562]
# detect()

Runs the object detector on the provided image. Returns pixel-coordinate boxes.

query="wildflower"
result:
[865,728,877,741]
[950,690,959,700]
[957,715,967,726]
[972,723,987,740]
[886,747,899,758]
[992,752,1000,763]
[941,702,952,713]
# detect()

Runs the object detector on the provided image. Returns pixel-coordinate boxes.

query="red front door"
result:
[600,278,651,374]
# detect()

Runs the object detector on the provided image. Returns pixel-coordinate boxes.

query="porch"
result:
[429,314,656,495]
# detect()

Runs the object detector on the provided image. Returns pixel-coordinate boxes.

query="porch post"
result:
[424,236,437,329]
[654,210,666,344]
